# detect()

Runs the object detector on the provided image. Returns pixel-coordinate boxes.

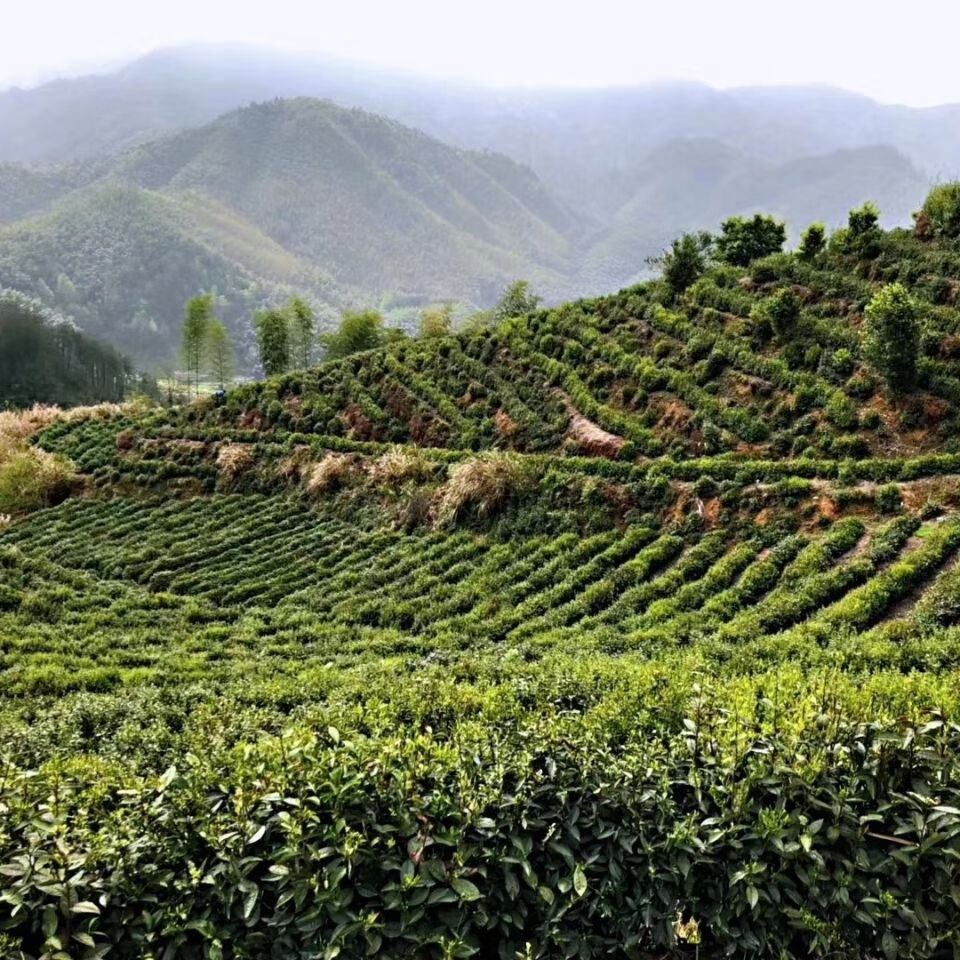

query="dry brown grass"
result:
[369,446,435,488]
[0,401,135,447]
[305,453,356,495]
[435,453,535,525]
[216,443,255,480]
[0,444,76,514]
[0,403,134,514]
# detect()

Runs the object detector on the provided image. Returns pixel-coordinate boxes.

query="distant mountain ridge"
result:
[1,45,956,212]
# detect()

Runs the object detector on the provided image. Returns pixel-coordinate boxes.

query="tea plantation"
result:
[6,210,960,958]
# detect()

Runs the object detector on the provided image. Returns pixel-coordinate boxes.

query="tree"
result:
[419,302,454,338]
[917,182,960,240]
[287,297,316,369]
[756,287,804,341]
[320,309,386,360]
[715,214,786,267]
[206,319,235,389]
[656,231,712,297]
[461,309,495,333]
[254,308,290,376]
[843,202,883,259]
[863,283,919,393]
[492,281,541,323]
[798,223,826,260]
[181,294,213,399]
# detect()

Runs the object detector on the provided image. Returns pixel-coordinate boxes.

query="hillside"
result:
[0,181,351,367]
[0,99,581,367]
[5,207,960,955]
[110,98,580,296]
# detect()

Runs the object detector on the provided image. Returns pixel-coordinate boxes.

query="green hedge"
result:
[3,711,960,959]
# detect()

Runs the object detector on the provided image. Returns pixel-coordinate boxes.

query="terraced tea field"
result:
[7,217,960,958]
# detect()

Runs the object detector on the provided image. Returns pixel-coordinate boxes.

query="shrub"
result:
[863,283,920,393]
[657,231,713,298]
[875,484,903,514]
[917,181,960,240]
[798,222,827,259]
[825,392,857,429]
[754,287,804,342]
[844,202,883,259]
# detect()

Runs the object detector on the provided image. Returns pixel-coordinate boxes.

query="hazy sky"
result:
[4,0,960,106]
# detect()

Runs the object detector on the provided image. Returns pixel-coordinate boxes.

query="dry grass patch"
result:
[305,453,357,495]
[216,443,255,480]
[435,453,536,525]
[369,446,436,488]
[0,403,133,513]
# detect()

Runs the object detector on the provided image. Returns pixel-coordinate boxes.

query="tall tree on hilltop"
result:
[206,319,235,390]
[715,214,785,267]
[287,297,316,369]
[654,231,713,299]
[492,281,541,323]
[254,308,290,376]
[419,302,454,338]
[182,294,214,399]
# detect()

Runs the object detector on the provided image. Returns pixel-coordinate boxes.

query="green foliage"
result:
[863,283,919,393]
[798,222,826,260]
[205,318,235,389]
[181,293,213,399]
[0,290,141,406]
[286,296,316,370]
[755,287,804,341]
[492,280,542,322]
[875,483,903,514]
[843,202,883,259]
[418,302,454,339]
[917,182,960,240]
[5,700,960,960]
[11,208,960,959]
[658,231,712,298]
[321,309,390,360]
[716,214,786,267]
[254,307,291,377]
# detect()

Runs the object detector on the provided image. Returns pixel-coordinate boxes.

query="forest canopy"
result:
[0,290,151,406]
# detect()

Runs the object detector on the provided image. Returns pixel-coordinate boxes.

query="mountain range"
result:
[0,45,955,369]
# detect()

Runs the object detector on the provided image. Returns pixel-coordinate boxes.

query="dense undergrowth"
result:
[8,217,960,957]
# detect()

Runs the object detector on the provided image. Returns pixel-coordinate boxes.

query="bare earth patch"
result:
[567,411,626,459]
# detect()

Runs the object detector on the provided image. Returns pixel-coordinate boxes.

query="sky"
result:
[4,0,960,106]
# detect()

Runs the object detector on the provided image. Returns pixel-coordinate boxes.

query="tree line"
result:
[180,281,543,394]
[0,291,154,407]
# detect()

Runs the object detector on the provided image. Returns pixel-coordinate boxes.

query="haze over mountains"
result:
[0,44,956,368]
